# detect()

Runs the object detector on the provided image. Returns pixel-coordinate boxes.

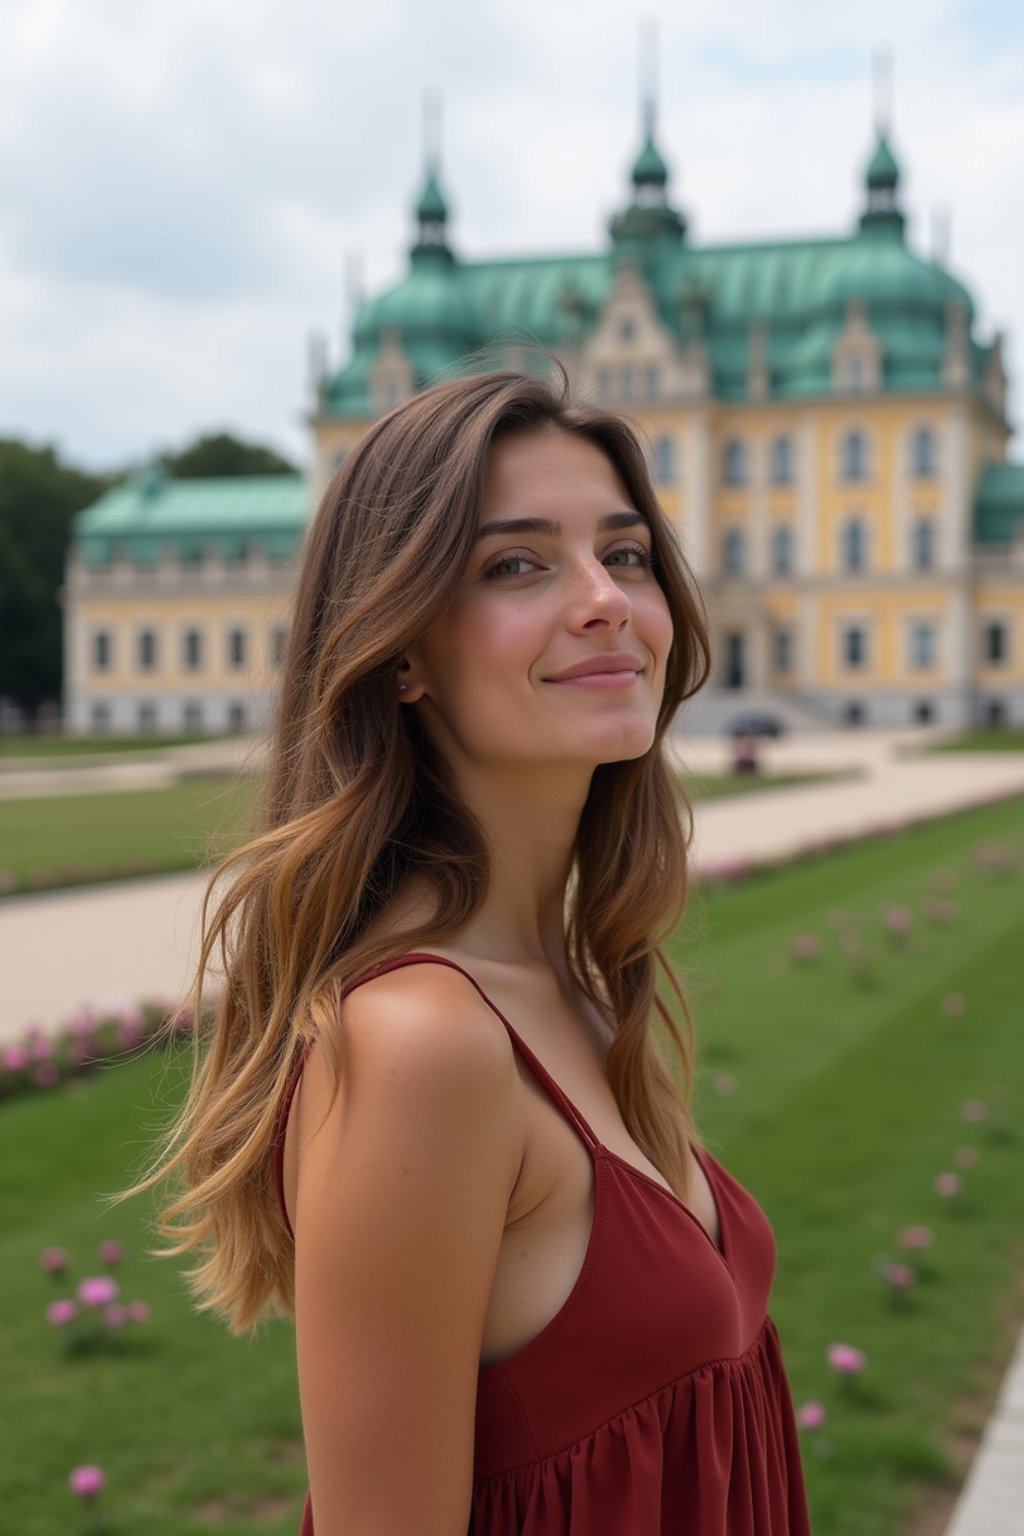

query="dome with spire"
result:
[866,133,900,191]
[631,130,669,188]
[415,169,448,225]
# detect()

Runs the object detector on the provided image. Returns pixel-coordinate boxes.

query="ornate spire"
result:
[859,49,905,240]
[610,20,686,249]
[412,90,453,259]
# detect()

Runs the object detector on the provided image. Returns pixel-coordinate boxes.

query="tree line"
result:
[0,433,298,725]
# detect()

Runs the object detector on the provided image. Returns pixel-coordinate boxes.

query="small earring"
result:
[398,683,408,695]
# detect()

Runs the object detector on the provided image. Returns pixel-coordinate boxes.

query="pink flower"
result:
[77,1276,118,1308]
[31,1036,54,1061]
[39,1245,69,1274]
[962,1099,988,1123]
[884,906,913,935]
[955,1146,978,1169]
[882,1262,916,1290]
[68,1006,97,1038]
[104,1304,127,1328]
[941,993,965,1017]
[47,1299,78,1325]
[126,1300,152,1324]
[791,934,823,961]
[934,1172,962,1198]
[2,1044,29,1071]
[98,1239,124,1267]
[827,1343,866,1375]
[34,1063,60,1087]
[713,1074,738,1097]
[797,1401,826,1430]
[898,1226,934,1251]
[69,1465,105,1499]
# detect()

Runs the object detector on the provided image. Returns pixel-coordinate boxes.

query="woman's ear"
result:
[396,659,428,704]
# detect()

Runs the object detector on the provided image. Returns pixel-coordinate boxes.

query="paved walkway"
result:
[1,727,1022,1534]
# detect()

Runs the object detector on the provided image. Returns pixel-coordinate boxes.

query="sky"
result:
[2,0,1022,473]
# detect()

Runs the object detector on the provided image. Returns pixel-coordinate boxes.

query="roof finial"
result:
[423,88,442,177]
[873,44,893,136]
[639,14,657,140]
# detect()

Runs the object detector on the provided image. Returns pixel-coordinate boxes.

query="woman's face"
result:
[402,424,674,779]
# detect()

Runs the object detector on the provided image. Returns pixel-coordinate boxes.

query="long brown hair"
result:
[133,366,711,1333]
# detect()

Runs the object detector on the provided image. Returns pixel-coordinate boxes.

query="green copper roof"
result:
[73,473,308,565]
[632,132,669,186]
[974,463,1024,543]
[320,138,986,420]
[866,133,900,189]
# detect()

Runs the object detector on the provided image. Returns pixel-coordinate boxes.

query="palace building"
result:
[64,103,1024,735]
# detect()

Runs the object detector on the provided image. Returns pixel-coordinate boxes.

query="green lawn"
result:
[0,770,832,896]
[0,733,226,760]
[0,775,262,892]
[1,796,1022,1533]
[926,729,1024,753]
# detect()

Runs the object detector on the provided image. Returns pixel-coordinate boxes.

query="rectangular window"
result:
[271,626,288,668]
[138,631,157,671]
[842,625,867,669]
[227,628,247,669]
[983,621,1008,665]
[93,632,111,672]
[909,622,936,670]
[774,628,794,673]
[183,630,203,671]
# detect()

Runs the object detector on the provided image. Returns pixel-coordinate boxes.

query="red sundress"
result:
[274,953,813,1534]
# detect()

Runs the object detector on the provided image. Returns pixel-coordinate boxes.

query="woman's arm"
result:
[292,964,523,1536]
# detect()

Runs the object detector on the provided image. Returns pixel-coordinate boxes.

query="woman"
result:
[143,368,812,1534]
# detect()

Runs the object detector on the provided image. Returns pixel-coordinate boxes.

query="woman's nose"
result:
[568,558,631,630]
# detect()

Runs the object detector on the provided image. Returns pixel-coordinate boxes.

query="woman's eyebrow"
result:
[476,510,649,540]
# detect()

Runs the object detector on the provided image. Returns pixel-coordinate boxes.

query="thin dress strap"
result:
[383,953,603,1154]
[272,950,603,1240]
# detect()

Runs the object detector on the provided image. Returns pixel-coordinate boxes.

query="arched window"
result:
[911,427,936,478]
[770,435,793,486]
[771,524,794,575]
[911,519,935,571]
[654,435,676,484]
[92,631,112,672]
[773,628,794,673]
[723,528,746,575]
[723,439,746,487]
[183,628,203,671]
[138,630,157,671]
[227,627,247,669]
[840,429,868,481]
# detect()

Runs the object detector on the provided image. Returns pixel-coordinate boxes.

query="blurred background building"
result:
[64,100,1024,735]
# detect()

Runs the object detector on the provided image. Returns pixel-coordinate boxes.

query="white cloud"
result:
[0,0,1020,467]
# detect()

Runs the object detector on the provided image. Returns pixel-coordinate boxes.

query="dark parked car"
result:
[725,713,786,738]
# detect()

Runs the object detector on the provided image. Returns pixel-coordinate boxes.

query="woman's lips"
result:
[544,670,641,690]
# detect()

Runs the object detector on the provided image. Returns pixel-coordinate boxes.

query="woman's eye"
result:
[606,544,654,569]
[485,554,538,580]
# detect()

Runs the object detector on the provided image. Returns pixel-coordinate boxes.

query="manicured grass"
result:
[0,733,225,760]
[927,729,1024,753]
[687,768,855,800]
[0,770,832,897]
[0,775,262,893]
[670,792,1024,1536]
[2,795,1022,1533]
